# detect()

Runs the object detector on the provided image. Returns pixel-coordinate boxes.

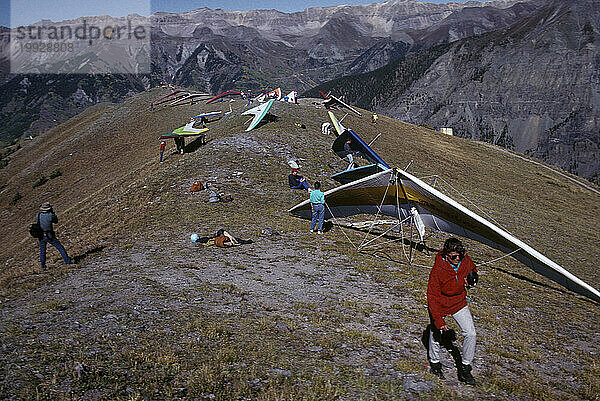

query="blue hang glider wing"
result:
[328,112,390,184]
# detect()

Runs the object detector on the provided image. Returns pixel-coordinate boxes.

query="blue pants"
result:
[39,235,71,269]
[292,181,310,190]
[310,203,325,232]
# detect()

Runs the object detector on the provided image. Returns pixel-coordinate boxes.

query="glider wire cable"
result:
[435,176,510,233]
[355,170,418,265]
[421,175,522,266]
[325,202,358,249]
[358,172,394,250]
[477,247,523,267]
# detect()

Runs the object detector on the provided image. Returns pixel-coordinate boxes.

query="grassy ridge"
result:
[0,88,598,399]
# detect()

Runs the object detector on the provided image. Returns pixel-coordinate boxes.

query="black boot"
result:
[458,363,476,385]
[429,362,444,379]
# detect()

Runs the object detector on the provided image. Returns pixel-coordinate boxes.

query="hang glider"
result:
[321,92,361,116]
[206,91,243,104]
[169,93,212,106]
[267,88,282,100]
[283,90,297,103]
[192,111,223,123]
[151,90,188,107]
[328,111,390,184]
[242,99,275,131]
[159,121,209,139]
[289,168,600,303]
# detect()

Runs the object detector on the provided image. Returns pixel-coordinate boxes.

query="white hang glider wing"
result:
[206,91,243,104]
[289,168,600,303]
[192,111,223,122]
[324,94,361,116]
[283,90,297,103]
[241,99,275,131]
[151,90,189,107]
[159,120,208,139]
[169,93,211,106]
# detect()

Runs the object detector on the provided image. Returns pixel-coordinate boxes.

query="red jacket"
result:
[427,250,477,329]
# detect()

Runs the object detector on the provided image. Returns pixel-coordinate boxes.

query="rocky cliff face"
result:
[306,0,599,184]
[382,0,599,183]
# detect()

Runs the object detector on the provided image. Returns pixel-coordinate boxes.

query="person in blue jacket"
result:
[36,202,73,270]
[309,181,326,234]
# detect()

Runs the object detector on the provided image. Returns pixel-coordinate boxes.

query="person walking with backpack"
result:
[35,202,72,270]
[427,237,479,385]
[309,181,326,234]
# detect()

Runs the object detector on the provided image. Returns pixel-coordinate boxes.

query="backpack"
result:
[214,234,228,248]
[29,214,44,239]
[190,180,204,192]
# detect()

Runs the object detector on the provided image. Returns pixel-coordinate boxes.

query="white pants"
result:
[429,305,476,365]
[346,154,354,170]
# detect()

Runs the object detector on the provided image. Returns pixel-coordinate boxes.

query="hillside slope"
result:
[0,89,599,399]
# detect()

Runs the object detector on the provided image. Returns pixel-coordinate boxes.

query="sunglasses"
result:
[447,254,462,261]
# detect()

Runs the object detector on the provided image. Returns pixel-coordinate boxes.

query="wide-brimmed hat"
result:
[40,202,52,212]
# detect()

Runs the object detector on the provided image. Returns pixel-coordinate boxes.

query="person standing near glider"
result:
[200,116,208,128]
[427,237,478,385]
[309,182,325,234]
[343,140,354,169]
[159,140,166,162]
[175,137,185,154]
[35,202,73,270]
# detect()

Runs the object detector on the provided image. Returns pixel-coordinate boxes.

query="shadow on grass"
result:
[341,224,436,252]
[72,245,106,264]
[184,135,207,153]
[324,223,437,266]
[489,265,599,306]
[254,114,279,130]
[421,324,462,370]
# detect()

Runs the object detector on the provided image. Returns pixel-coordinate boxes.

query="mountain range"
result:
[307,0,599,183]
[0,0,598,184]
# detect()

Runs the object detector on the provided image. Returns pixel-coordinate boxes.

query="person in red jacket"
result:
[159,141,166,162]
[427,237,478,385]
